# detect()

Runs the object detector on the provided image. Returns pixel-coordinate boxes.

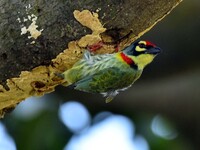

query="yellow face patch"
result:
[130,53,155,70]
[135,41,146,52]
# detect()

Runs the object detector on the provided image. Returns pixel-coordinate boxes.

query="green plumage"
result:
[62,52,142,102]
[61,40,160,102]
[74,67,141,93]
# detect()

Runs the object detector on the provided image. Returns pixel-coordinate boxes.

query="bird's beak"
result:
[146,47,161,55]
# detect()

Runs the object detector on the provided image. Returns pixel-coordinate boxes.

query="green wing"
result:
[73,67,140,93]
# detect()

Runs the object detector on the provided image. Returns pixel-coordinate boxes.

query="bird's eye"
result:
[138,43,146,48]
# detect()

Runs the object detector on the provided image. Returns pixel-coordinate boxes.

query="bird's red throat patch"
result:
[120,52,135,65]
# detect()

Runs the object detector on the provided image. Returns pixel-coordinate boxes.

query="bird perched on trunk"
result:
[61,40,161,103]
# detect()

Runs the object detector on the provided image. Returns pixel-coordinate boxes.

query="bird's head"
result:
[123,40,161,70]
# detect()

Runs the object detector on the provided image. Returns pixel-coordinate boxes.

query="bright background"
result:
[1,0,200,150]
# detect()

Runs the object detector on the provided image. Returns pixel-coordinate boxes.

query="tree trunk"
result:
[0,0,182,117]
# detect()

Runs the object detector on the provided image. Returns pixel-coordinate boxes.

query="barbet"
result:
[62,40,161,103]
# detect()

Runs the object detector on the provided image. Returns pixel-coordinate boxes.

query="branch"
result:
[0,0,182,117]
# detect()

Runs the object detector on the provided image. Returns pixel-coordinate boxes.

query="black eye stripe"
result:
[132,49,145,56]
[138,44,154,49]
[138,43,146,48]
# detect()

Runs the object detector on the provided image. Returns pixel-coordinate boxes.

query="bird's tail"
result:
[54,73,64,79]
[54,72,70,87]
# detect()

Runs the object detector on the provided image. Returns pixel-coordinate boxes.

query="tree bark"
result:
[0,0,182,117]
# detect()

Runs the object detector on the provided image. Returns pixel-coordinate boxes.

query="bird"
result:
[61,40,161,103]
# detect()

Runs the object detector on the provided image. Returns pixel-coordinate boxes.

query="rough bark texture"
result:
[0,0,182,117]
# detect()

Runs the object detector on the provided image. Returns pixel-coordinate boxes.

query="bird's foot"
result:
[87,41,120,53]
[87,41,104,52]
[114,42,120,52]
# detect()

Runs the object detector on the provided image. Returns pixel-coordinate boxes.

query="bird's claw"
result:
[87,41,104,52]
